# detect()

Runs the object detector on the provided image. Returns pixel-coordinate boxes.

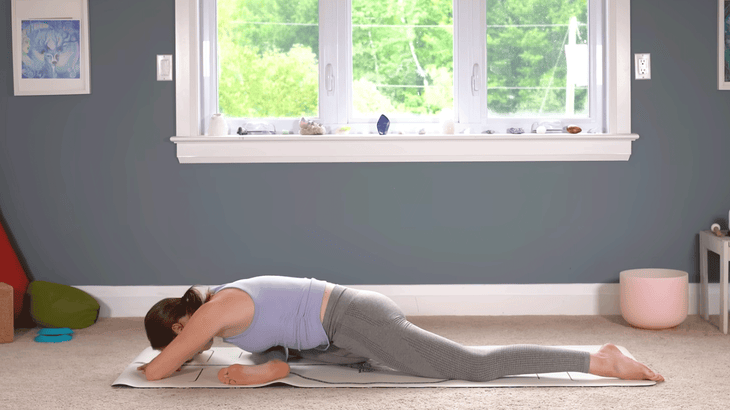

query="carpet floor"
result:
[2,315,728,410]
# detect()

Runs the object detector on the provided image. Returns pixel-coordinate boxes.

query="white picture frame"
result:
[11,0,91,96]
[719,0,730,90]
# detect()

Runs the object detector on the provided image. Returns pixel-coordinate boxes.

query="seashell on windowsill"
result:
[565,125,582,134]
[299,117,326,135]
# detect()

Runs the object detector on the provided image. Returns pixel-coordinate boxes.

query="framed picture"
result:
[11,0,91,96]
[720,0,730,90]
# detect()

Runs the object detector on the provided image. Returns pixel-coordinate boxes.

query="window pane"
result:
[487,0,589,118]
[217,0,319,118]
[351,0,453,118]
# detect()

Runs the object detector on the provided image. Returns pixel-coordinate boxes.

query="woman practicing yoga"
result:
[139,276,664,384]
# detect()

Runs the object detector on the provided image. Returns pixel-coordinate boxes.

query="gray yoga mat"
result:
[112,346,656,388]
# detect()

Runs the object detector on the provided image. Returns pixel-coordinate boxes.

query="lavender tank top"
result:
[211,276,330,353]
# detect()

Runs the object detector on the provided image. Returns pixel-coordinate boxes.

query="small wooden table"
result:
[699,230,730,334]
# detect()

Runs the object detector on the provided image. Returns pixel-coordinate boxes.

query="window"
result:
[172,0,636,163]
[212,0,320,120]
[484,1,602,130]
[349,0,454,120]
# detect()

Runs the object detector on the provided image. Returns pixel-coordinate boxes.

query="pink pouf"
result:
[620,268,688,330]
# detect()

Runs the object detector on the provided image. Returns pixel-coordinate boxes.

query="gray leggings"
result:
[319,286,591,382]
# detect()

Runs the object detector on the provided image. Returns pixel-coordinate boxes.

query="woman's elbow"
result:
[144,365,168,382]
[145,371,163,382]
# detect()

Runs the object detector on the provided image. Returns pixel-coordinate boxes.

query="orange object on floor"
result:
[0,282,13,343]
[0,220,29,320]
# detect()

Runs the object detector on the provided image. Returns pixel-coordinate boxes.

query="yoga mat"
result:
[112,346,656,388]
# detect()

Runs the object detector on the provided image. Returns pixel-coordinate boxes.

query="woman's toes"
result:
[650,371,665,382]
[218,368,229,384]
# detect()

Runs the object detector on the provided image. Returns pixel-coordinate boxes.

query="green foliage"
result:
[487,0,588,116]
[351,0,454,115]
[218,42,318,118]
[216,0,589,119]
[352,79,396,115]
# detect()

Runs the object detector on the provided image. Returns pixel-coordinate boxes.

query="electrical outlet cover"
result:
[634,53,650,80]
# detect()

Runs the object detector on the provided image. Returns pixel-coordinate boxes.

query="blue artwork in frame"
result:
[721,0,730,89]
[725,1,730,82]
[21,20,81,79]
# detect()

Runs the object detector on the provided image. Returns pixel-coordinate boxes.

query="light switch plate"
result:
[157,55,173,81]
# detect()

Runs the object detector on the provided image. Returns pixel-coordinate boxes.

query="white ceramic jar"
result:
[440,110,455,134]
[207,113,229,136]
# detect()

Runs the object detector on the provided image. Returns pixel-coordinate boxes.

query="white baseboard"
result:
[74,283,729,319]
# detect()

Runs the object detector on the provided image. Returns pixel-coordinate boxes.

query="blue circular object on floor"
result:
[38,327,74,336]
[35,334,73,343]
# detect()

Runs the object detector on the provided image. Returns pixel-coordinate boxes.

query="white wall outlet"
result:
[634,53,650,80]
[157,55,173,81]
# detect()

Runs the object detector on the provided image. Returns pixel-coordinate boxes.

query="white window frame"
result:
[171,0,637,163]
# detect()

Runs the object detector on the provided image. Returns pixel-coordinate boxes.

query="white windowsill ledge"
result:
[170,133,639,163]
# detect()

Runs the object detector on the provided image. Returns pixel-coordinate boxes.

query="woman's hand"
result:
[217,361,290,385]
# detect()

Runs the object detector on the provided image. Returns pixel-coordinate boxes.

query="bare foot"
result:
[217,365,238,385]
[218,362,290,385]
[589,343,664,382]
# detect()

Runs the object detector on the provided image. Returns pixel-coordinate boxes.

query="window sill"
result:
[170,133,639,163]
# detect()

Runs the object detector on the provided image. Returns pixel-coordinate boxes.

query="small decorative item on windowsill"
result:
[565,125,582,134]
[440,110,455,134]
[531,121,563,134]
[377,115,390,135]
[238,122,276,135]
[299,117,325,135]
[507,127,524,134]
[207,113,229,136]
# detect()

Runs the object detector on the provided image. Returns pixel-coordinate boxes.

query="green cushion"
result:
[28,281,100,329]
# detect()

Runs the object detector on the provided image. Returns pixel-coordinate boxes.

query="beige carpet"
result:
[3,315,729,410]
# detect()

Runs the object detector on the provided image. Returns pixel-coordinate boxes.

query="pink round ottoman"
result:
[620,268,688,330]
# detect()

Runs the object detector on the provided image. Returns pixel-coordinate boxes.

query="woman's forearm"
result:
[144,358,181,381]
[141,350,198,381]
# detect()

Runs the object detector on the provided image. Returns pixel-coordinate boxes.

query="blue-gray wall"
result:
[1,0,729,286]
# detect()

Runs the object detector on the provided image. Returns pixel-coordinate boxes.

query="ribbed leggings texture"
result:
[321,286,591,382]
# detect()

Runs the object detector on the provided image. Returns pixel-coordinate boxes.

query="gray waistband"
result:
[322,285,353,341]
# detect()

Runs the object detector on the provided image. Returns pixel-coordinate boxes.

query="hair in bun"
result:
[143,285,211,350]
[181,286,204,316]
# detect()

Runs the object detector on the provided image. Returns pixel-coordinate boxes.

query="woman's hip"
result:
[322,286,406,342]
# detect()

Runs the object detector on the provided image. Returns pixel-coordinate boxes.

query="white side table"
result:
[699,230,729,334]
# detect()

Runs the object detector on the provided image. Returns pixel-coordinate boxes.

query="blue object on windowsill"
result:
[377,115,390,135]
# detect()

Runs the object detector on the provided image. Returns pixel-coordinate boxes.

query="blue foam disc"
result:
[38,328,74,336]
[35,334,73,343]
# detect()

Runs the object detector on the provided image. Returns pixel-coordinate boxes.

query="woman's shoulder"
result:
[204,288,255,338]
[208,287,253,304]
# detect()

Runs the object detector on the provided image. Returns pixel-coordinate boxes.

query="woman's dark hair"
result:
[144,285,207,350]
